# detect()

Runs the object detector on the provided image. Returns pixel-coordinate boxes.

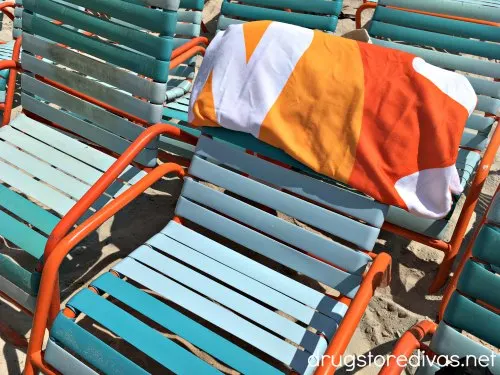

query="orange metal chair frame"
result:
[356,3,500,293]
[0,1,20,125]
[0,43,200,347]
[379,186,500,375]
[21,124,392,375]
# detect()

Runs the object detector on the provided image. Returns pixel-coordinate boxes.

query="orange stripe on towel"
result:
[259,33,365,183]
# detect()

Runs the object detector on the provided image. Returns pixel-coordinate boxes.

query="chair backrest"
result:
[179,135,388,296]
[21,0,180,167]
[217,0,343,33]
[174,0,203,48]
[427,191,500,373]
[367,0,500,152]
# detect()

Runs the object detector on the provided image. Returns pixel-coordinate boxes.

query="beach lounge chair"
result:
[0,0,198,347]
[24,129,391,375]
[355,0,500,292]
[0,0,22,122]
[380,188,500,375]
[160,0,344,158]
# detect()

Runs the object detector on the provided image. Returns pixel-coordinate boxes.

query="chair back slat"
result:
[440,193,500,351]
[217,0,341,32]
[379,0,500,23]
[22,0,179,166]
[175,136,389,299]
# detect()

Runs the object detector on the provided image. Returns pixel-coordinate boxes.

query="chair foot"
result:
[0,321,28,348]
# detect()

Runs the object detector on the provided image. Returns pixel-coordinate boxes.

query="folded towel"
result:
[189,21,477,219]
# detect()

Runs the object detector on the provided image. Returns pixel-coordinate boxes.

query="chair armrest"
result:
[0,1,15,22]
[315,252,392,375]
[379,320,437,375]
[172,37,209,59]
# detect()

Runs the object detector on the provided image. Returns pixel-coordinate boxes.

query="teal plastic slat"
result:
[24,0,173,60]
[458,260,500,310]
[477,95,500,115]
[91,273,282,375]
[221,1,338,31]
[113,257,311,370]
[369,21,500,60]
[233,0,342,15]
[472,224,500,267]
[66,289,223,375]
[444,293,500,348]
[0,184,59,235]
[0,210,47,259]
[51,314,149,375]
[45,339,98,375]
[48,0,178,34]
[370,39,500,78]
[430,322,499,374]
[466,115,494,132]
[373,6,500,42]
[379,0,500,23]
[24,17,170,81]
[0,255,40,296]
[163,106,189,122]
[468,77,500,100]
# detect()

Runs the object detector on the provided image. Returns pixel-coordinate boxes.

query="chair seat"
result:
[0,114,146,308]
[385,148,482,240]
[47,220,350,375]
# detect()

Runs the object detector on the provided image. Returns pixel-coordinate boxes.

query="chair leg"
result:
[428,245,455,294]
[0,321,28,348]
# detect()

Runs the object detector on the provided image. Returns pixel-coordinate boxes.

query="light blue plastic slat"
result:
[91,273,282,375]
[477,95,500,115]
[0,183,59,235]
[461,130,488,151]
[45,339,98,375]
[371,39,500,79]
[66,289,223,375]
[161,221,349,323]
[0,125,104,186]
[113,257,312,369]
[195,135,388,228]
[430,322,499,375]
[468,77,500,100]
[182,176,371,276]
[147,231,341,336]
[51,314,150,375]
[0,158,75,216]
[189,156,380,251]
[129,245,322,352]
[0,210,46,259]
[0,140,90,200]
[458,260,500,310]
[175,197,363,298]
[466,114,495,132]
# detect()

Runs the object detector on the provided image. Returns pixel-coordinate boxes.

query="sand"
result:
[0,1,499,374]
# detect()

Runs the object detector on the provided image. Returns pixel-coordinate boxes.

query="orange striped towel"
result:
[189,21,477,219]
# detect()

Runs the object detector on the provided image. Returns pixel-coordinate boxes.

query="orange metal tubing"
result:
[2,36,22,125]
[357,2,500,28]
[379,320,437,375]
[315,252,392,375]
[0,1,15,21]
[170,46,206,69]
[171,37,209,59]
[24,161,184,375]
